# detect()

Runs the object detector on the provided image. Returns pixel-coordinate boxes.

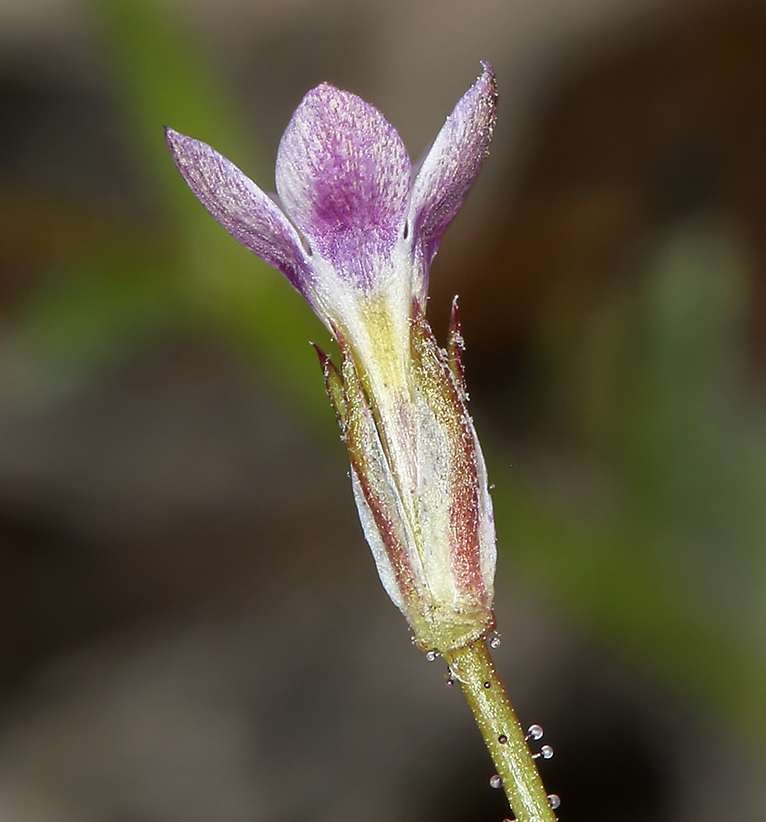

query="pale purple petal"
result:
[275,84,410,289]
[165,128,314,299]
[408,63,497,272]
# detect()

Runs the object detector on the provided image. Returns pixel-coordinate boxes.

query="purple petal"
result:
[408,63,497,277]
[275,84,410,288]
[165,128,314,299]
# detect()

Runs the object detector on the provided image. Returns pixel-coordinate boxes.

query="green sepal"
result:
[446,295,469,401]
[312,343,347,427]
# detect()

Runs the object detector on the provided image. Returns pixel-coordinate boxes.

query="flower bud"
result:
[166,63,499,652]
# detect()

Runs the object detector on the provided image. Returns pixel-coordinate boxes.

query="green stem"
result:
[444,640,557,822]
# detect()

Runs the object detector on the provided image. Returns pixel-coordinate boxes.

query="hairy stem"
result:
[443,640,557,822]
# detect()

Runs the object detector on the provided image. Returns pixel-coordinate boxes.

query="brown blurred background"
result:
[0,0,765,820]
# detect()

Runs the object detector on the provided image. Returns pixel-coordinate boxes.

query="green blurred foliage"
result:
[29,0,329,419]
[495,223,766,746]
[9,0,766,757]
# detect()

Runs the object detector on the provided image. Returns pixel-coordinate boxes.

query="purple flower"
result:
[166,64,498,652]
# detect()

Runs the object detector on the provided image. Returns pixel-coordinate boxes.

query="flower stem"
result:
[443,640,557,822]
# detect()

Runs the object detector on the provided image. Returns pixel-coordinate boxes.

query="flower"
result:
[166,63,498,653]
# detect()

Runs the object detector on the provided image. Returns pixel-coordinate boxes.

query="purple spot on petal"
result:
[276,84,411,288]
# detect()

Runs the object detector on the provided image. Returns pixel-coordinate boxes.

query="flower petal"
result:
[408,63,497,294]
[165,127,314,299]
[275,84,410,289]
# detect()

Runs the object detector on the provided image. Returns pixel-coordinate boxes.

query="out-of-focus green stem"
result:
[444,641,556,822]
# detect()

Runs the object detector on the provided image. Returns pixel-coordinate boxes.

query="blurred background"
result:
[0,0,765,819]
